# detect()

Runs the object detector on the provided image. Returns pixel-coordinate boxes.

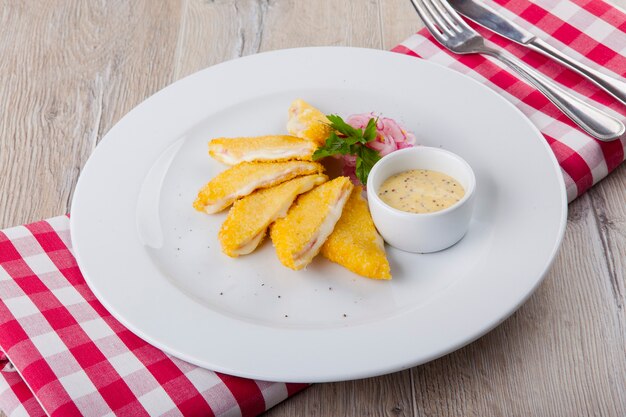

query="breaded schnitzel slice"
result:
[321,187,391,279]
[270,176,353,270]
[286,99,332,146]
[219,174,328,257]
[193,161,324,214]
[209,135,317,165]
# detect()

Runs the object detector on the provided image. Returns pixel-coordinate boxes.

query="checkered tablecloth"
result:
[1,0,625,416]
[394,0,626,202]
[0,217,307,416]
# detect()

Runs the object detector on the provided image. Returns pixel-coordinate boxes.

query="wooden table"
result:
[1,1,625,415]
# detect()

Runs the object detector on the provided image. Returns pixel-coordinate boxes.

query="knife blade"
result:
[448,0,534,45]
[448,0,626,105]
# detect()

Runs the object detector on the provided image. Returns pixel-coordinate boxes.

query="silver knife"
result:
[448,0,626,105]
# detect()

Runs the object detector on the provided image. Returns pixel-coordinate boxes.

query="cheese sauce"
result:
[378,169,464,214]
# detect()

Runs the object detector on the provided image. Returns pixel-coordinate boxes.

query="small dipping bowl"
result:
[367,146,476,253]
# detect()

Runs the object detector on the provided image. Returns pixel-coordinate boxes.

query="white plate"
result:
[70,47,566,383]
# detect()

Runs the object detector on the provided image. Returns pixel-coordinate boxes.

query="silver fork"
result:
[409,0,625,141]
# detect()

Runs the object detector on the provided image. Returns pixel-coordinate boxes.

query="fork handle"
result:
[527,38,626,106]
[483,47,625,141]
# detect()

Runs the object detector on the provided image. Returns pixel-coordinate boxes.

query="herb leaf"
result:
[326,114,361,138]
[312,114,382,185]
[363,118,378,143]
[355,145,382,185]
[312,132,351,160]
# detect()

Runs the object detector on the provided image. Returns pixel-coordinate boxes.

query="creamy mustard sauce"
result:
[378,169,464,214]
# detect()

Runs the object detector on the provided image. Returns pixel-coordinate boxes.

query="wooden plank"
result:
[173,0,266,79]
[258,0,383,50]
[0,1,183,228]
[379,0,423,50]
[267,372,415,417]
[587,162,626,410]
[589,163,626,315]
[173,0,388,80]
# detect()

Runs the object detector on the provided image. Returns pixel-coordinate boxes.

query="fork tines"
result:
[410,0,471,40]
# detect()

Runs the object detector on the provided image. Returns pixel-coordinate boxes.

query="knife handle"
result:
[484,47,624,141]
[528,38,626,106]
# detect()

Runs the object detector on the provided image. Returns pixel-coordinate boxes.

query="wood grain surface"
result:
[1,1,625,416]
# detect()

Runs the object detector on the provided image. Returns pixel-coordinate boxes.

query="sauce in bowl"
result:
[377,169,465,214]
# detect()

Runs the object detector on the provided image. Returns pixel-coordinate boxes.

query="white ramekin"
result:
[367,146,476,253]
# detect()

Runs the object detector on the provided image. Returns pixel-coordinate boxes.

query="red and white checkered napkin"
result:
[393,0,626,202]
[0,216,307,417]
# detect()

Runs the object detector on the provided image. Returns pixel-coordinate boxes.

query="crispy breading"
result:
[193,161,324,214]
[286,99,332,146]
[270,176,353,270]
[219,174,328,257]
[321,187,391,279]
[208,135,317,165]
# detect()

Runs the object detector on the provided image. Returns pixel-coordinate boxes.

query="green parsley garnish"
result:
[312,114,381,185]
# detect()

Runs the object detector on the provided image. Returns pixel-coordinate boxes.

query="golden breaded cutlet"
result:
[286,99,332,146]
[208,135,317,165]
[270,176,353,270]
[321,187,391,279]
[193,161,324,214]
[219,174,328,257]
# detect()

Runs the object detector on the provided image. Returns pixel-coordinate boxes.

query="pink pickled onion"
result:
[341,113,416,185]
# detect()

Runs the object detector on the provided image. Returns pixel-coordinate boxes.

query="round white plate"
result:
[70,47,566,383]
